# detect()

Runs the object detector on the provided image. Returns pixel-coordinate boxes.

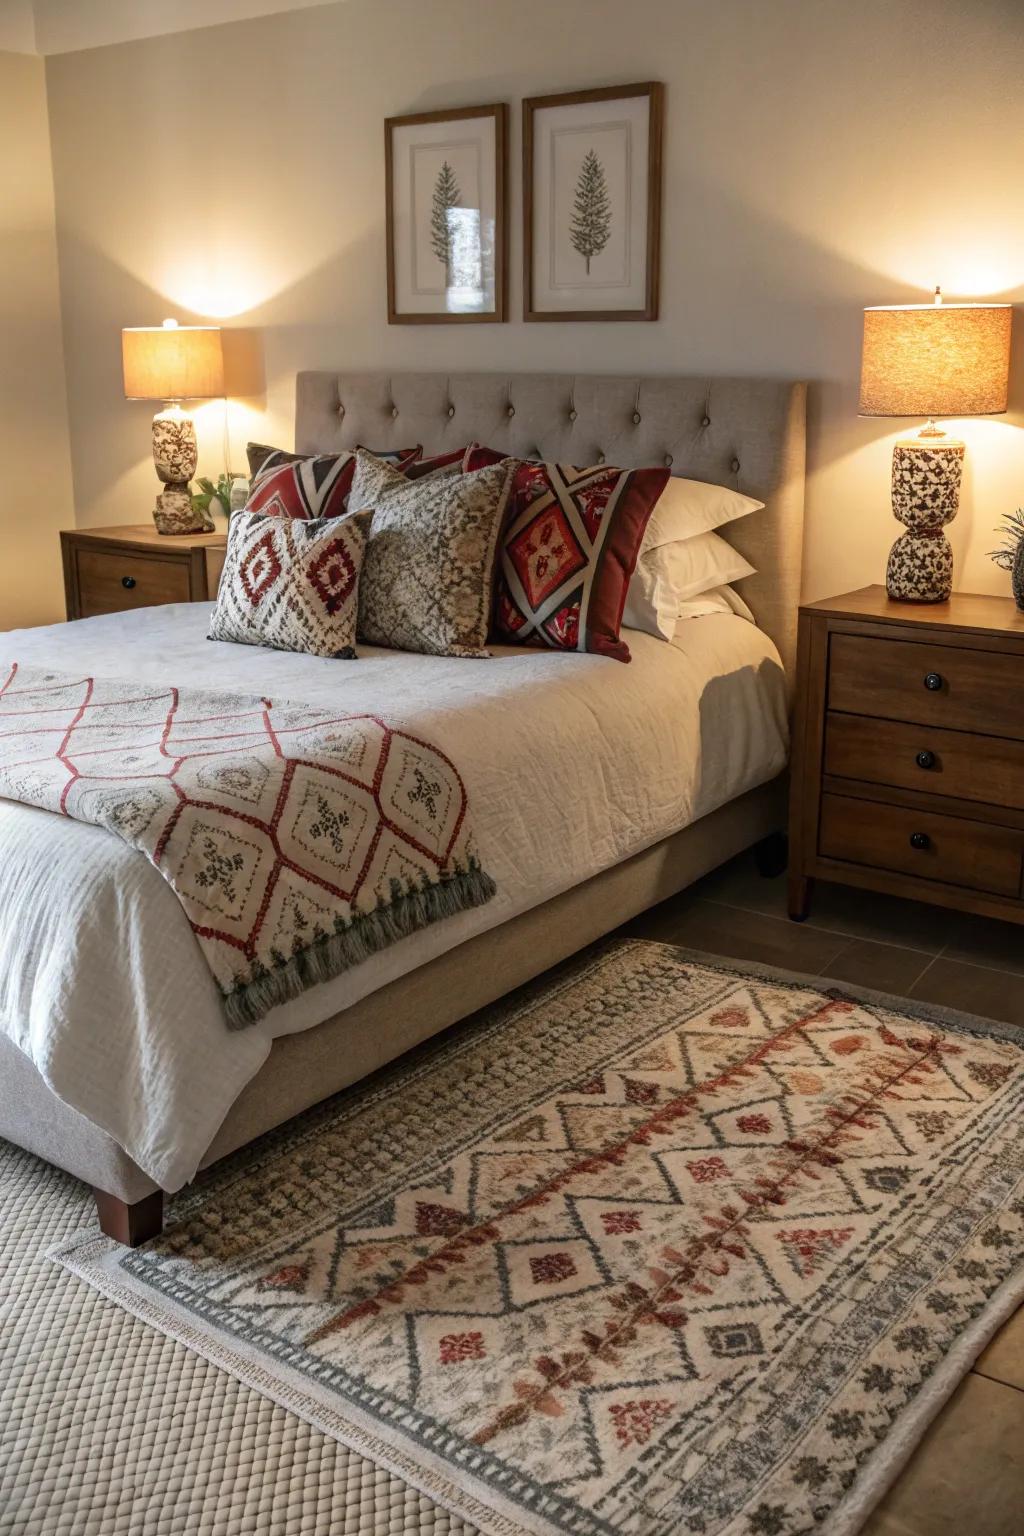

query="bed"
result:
[0,371,806,1242]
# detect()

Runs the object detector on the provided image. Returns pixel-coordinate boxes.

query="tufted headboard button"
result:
[730,457,740,473]
[569,409,577,422]
[338,404,345,417]
[596,452,606,464]
[391,406,399,419]
[447,405,455,418]
[664,453,673,467]
[507,405,515,418]
[701,415,711,428]
[632,412,642,425]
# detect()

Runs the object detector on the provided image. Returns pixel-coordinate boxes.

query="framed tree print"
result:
[385,103,508,323]
[523,83,663,322]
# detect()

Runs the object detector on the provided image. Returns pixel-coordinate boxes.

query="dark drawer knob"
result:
[915,750,936,770]
[909,831,931,850]
[923,672,943,691]
[121,575,137,590]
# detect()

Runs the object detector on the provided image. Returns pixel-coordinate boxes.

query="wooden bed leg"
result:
[93,1187,164,1247]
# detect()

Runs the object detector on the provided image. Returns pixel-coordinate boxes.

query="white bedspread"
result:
[0,605,787,1189]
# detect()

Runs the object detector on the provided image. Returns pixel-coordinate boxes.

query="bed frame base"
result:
[93,1187,164,1246]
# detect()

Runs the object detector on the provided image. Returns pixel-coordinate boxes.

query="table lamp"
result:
[858,289,1011,602]
[122,319,225,535]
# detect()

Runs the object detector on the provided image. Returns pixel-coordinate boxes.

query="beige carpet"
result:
[0,1139,472,1535]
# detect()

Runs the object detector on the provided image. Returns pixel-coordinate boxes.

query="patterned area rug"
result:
[55,942,1024,1536]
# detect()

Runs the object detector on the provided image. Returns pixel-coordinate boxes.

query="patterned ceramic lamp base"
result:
[151,405,205,536]
[886,437,964,603]
[886,530,955,602]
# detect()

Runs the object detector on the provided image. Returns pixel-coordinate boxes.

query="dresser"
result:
[788,586,1024,925]
[61,525,227,620]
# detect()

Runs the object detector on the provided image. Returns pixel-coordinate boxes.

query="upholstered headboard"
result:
[295,371,807,679]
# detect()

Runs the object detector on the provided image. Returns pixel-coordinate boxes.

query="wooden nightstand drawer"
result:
[828,632,1024,740]
[820,792,1024,899]
[77,549,191,617]
[61,526,227,620]
[824,712,1024,811]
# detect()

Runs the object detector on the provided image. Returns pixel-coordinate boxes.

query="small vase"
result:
[1012,542,1024,612]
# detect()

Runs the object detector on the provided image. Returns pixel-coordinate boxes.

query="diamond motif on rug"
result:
[704,1321,765,1358]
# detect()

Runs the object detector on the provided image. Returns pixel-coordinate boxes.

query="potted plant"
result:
[989,508,1024,611]
[188,470,245,531]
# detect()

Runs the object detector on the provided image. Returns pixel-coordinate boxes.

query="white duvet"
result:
[0,604,787,1188]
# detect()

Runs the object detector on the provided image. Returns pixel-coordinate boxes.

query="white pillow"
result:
[677,584,756,623]
[622,532,756,640]
[641,476,763,551]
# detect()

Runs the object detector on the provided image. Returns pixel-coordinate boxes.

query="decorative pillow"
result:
[349,450,517,658]
[244,454,358,522]
[463,444,511,473]
[492,460,669,663]
[390,445,507,482]
[246,441,420,481]
[208,508,372,658]
[622,532,756,640]
[641,476,763,550]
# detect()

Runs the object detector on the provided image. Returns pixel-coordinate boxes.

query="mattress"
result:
[0,604,788,1189]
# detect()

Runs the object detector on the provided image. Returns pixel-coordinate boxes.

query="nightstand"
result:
[788,585,1024,926]
[61,525,227,620]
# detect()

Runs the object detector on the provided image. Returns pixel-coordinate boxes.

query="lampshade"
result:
[122,320,225,401]
[859,300,1011,418]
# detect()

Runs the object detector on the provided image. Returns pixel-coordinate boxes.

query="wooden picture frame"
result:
[523,82,663,322]
[385,103,508,324]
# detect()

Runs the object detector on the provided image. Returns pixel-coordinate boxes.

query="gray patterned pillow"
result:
[350,450,517,658]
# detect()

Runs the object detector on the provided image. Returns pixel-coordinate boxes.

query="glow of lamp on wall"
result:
[859,288,1012,603]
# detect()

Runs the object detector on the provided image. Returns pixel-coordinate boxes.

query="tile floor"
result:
[623,852,1024,1536]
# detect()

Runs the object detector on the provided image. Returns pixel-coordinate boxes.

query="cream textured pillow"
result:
[350,450,517,658]
[209,508,372,658]
[641,476,763,550]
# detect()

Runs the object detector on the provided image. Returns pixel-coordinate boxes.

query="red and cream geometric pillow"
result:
[208,508,372,658]
[245,454,358,522]
[463,445,510,474]
[361,445,498,488]
[246,441,420,483]
[401,447,468,482]
[243,445,422,522]
[491,460,670,662]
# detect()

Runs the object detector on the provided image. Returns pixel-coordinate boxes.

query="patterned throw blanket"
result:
[0,664,495,1030]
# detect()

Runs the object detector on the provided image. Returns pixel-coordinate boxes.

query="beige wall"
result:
[31,0,331,55]
[0,2,36,53]
[44,0,1024,601]
[0,47,73,629]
